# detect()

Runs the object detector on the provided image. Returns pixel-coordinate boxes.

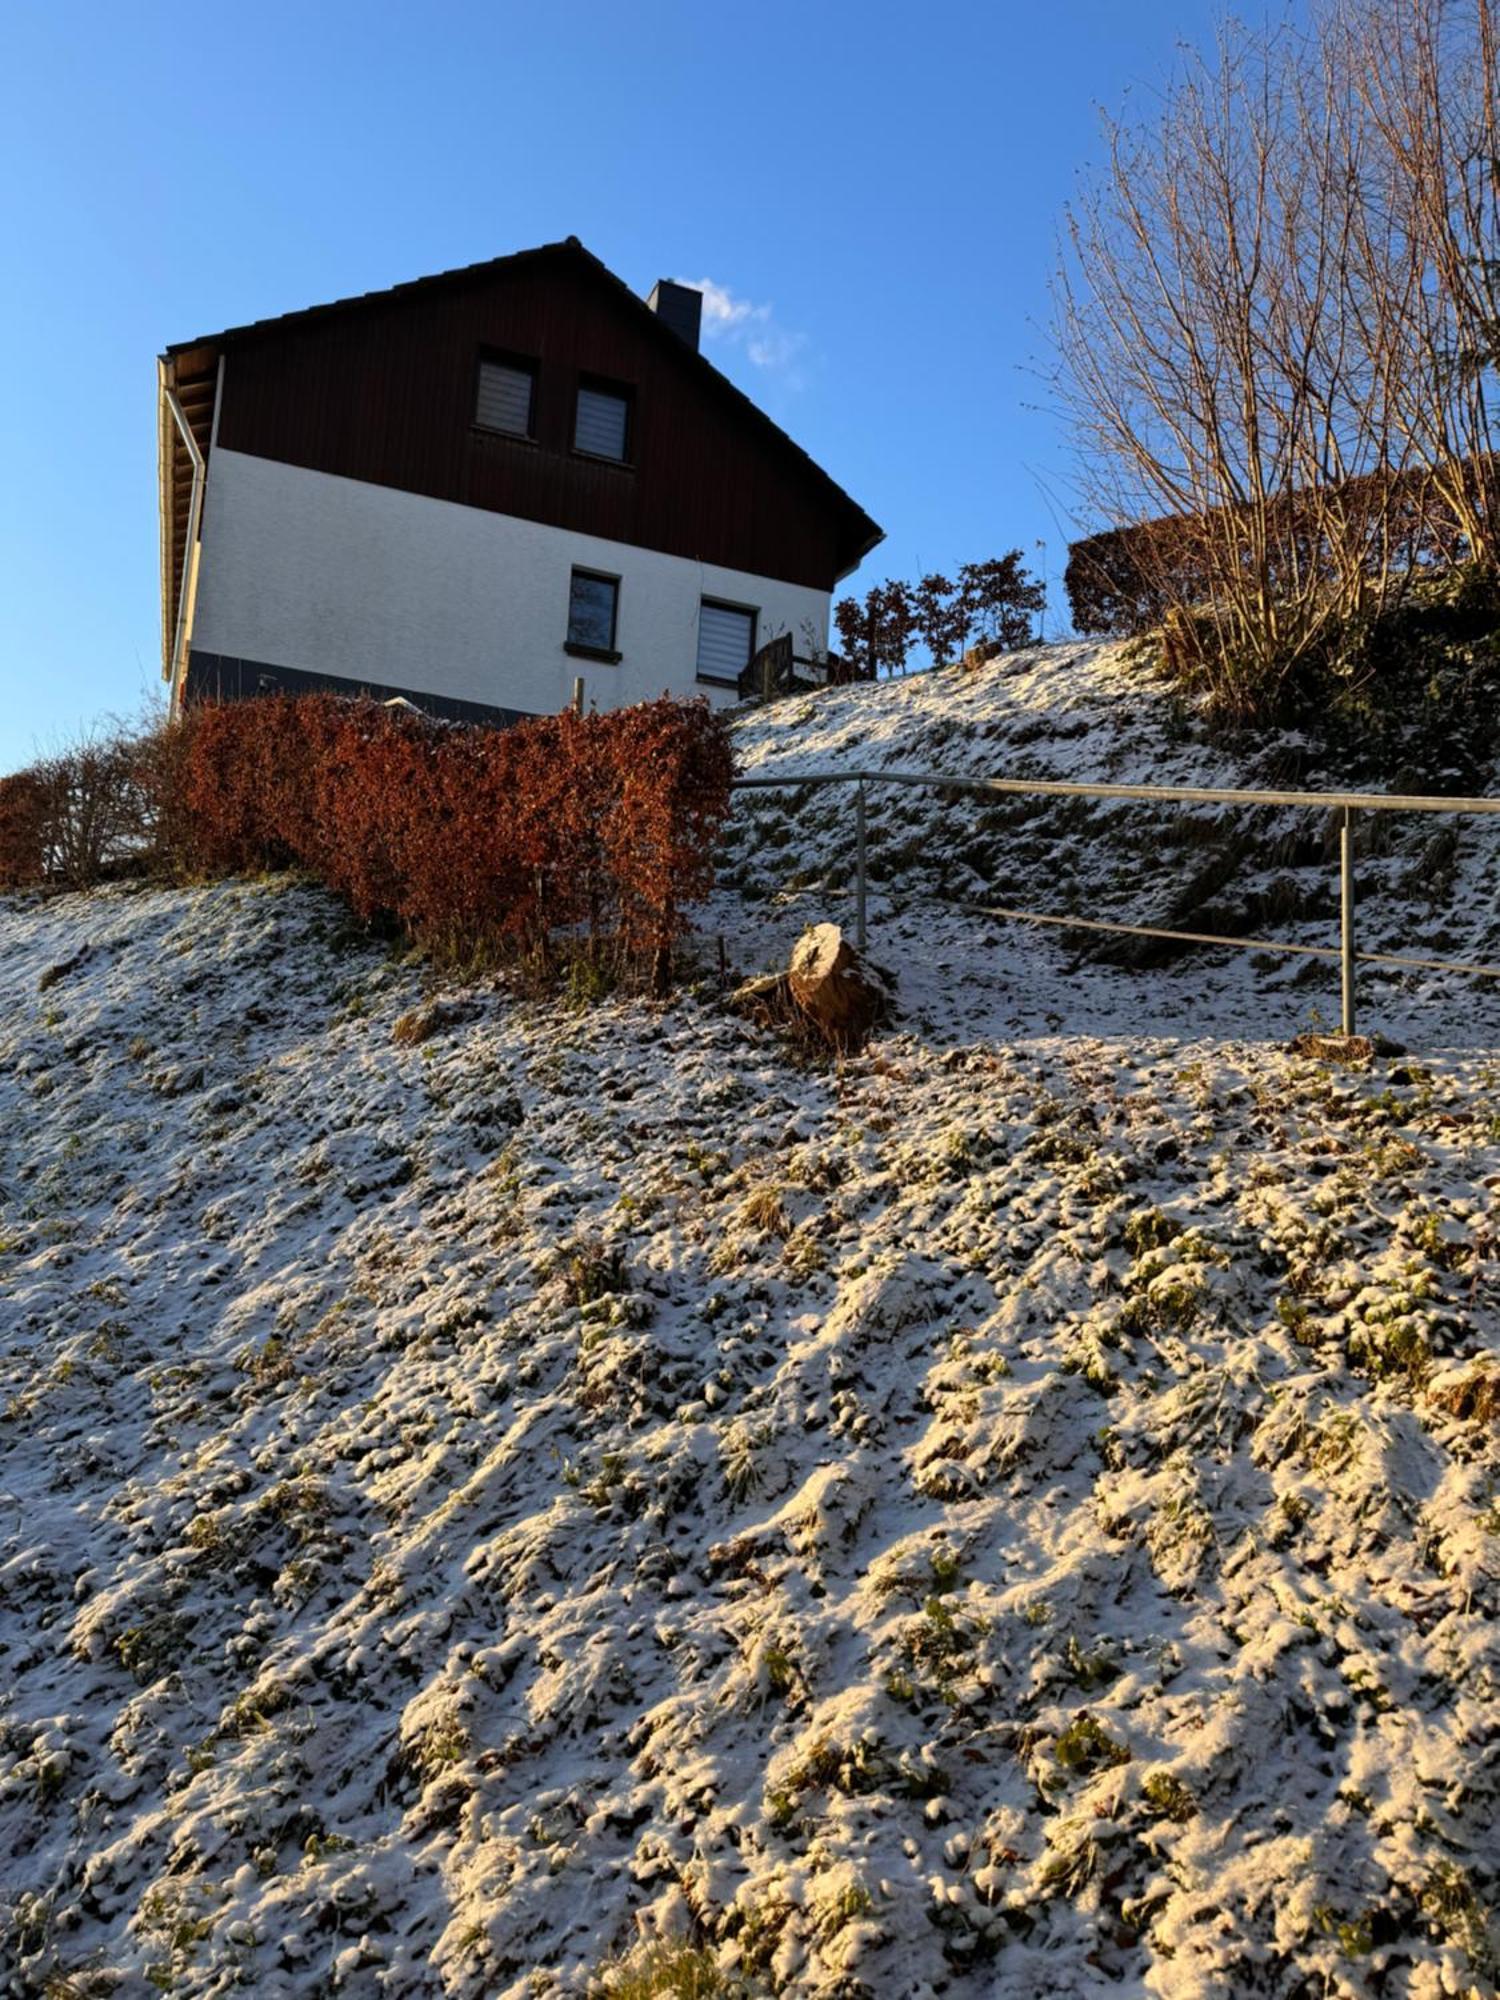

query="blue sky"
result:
[0,0,1225,773]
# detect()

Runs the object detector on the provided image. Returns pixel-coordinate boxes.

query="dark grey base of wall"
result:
[184,652,533,729]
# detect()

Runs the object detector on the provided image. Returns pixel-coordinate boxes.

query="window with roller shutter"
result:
[573,380,631,462]
[474,356,536,437]
[696,600,757,687]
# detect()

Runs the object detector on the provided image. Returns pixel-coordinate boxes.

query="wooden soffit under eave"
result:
[159,346,219,681]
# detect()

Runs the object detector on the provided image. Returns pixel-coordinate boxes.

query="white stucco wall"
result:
[191,449,832,714]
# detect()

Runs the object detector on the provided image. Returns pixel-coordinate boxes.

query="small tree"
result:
[911,573,970,667]
[833,579,917,678]
[835,551,1045,676]
[956,556,1048,656]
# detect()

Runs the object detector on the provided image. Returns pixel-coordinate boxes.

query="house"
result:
[158,238,882,725]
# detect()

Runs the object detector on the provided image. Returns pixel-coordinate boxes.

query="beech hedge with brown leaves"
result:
[0,695,735,981]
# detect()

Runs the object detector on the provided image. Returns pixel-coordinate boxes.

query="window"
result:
[475,356,536,437]
[696,600,757,686]
[566,569,620,657]
[574,381,631,461]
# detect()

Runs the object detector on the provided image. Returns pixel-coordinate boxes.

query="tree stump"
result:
[789,923,889,1042]
[733,923,892,1050]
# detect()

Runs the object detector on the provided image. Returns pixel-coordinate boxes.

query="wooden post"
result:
[1340,806,1356,1037]
[572,676,585,716]
[855,779,868,951]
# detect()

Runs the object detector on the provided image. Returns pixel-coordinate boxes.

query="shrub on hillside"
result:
[0,770,49,888]
[0,693,734,987]
[1076,556,1500,768]
[0,728,160,890]
[1064,469,1484,645]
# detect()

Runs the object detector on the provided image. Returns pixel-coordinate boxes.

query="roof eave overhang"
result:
[834,523,886,587]
[157,346,219,694]
[157,359,175,680]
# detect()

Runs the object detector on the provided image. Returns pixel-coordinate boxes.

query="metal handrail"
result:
[733,766,1500,816]
[729,765,1500,1033]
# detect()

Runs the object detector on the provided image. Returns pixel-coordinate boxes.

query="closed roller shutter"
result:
[575,385,629,460]
[697,601,756,683]
[476,360,534,436]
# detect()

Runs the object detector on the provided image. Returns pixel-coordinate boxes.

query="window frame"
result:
[695,596,759,689]
[565,566,622,662]
[472,349,539,441]
[572,374,634,465]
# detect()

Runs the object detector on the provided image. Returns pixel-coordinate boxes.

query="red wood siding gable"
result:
[171,240,881,594]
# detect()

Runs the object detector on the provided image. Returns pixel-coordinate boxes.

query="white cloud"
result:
[692,277,761,333]
[679,277,808,381]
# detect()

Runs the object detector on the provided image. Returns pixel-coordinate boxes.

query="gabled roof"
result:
[167,238,584,364]
[158,239,883,679]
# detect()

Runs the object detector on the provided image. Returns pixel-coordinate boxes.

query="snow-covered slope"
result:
[723,642,1500,1023]
[2,867,1497,1998]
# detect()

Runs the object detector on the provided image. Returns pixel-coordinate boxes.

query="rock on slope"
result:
[0,864,1497,1992]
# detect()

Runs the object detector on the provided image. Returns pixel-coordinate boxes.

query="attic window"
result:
[574,381,631,462]
[697,600,757,687]
[475,356,536,437]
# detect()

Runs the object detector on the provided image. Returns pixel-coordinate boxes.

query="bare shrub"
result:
[1339,0,1500,572]
[1054,3,1499,712]
[50,734,156,887]
[0,724,168,890]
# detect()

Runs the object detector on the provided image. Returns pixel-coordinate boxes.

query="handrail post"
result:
[1340,805,1356,1037]
[855,778,868,951]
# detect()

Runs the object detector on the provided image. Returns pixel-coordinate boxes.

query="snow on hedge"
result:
[1,863,1496,1997]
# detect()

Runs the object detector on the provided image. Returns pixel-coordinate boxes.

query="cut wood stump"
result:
[732,923,892,1050]
[789,923,889,1042]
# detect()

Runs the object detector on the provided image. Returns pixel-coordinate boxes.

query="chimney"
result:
[647,279,702,352]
